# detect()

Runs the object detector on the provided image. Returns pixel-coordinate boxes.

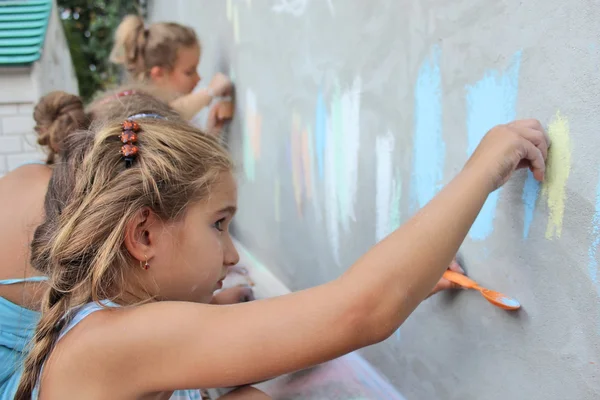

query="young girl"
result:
[0,88,250,400]
[110,15,233,127]
[0,88,186,399]
[0,92,86,400]
[15,117,548,399]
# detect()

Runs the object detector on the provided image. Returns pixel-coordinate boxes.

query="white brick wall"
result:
[0,101,45,178]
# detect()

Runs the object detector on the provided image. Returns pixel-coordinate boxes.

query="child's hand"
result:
[465,119,549,192]
[426,257,465,298]
[211,285,255,304]
[206,101,234,136]
[208,73,233,97]
[228,265,255,286]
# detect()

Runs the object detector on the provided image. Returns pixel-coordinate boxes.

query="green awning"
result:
[0,0,51,65]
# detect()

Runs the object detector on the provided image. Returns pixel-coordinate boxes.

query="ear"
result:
[149,65,167,83]
[123,207,162,263]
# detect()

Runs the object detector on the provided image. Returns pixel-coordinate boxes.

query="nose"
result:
[195,72,201,85]
[224,236,240,267]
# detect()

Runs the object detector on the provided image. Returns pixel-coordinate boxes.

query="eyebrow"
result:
[217,205,237,216]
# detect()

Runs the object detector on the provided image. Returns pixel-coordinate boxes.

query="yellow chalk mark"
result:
[542,111,571,239]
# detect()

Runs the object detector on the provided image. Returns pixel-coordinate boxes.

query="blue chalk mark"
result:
[411,45,445,211]
[315,89,327,179]
[522,170,540,239]
[588,172,600,292]
[465,51,522,241]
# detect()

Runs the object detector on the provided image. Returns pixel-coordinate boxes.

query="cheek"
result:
[188,229,224,270]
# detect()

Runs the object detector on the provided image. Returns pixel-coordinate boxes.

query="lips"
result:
[215,277,225,289]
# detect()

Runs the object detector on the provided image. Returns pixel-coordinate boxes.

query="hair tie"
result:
[120,120,140,168]
[127,113,166,121]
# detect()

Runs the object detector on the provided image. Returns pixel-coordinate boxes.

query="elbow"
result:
[343,283,402,347]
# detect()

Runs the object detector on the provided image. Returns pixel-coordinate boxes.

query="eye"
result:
[213,218,225,232]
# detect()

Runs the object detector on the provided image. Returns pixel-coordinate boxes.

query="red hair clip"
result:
[120,120,141,168]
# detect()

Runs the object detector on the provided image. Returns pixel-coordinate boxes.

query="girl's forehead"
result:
[193,172,238,212]
[176,45,200,65]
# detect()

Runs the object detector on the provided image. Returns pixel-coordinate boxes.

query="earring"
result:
[140,255,150,270]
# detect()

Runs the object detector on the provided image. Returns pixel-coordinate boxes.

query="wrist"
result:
[459,161,496,196]
[204,87,215,100]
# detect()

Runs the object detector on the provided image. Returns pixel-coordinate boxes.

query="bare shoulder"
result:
[0,164,51,203]
[41,301,210,397]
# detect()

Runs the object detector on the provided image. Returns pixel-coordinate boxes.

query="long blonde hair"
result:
[16,94,229,399]
[110,15,198,81]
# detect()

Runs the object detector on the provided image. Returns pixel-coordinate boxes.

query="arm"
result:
[73,121,548,394]
[170,89,213,120]
[170,73,233,120]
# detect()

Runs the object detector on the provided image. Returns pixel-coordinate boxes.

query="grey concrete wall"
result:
[149,1,600,399]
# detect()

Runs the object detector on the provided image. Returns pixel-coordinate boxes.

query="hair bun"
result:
[33,91,87,164]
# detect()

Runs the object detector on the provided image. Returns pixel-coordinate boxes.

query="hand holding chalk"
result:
[206,100,234,135]
[465,119,549,192]
[427,257,466,297]
[443,270,521,310]
[208,72,233,98]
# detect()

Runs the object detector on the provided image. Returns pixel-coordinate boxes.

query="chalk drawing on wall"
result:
[243,88,262,181]
[333,77,361,232]
[542,111,571,239]
[376,131,402,242]
[233,5,240,43]
[324,112,340,264]
[275,177,281,222]
[291,112,304,216]
[320,77,362,264]
[523,112,572,240]
[290,112,321,220]
[226,0,232,20]
[315,89,327,179]
[588,174,600,294]
[306,126,321,221]
[465,51,522,241]
[522,171,540,239]
[411,45,444,212]
[271,0,334,17]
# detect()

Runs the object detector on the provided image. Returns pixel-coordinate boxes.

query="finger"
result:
[435,278,460,292]
[513,126,549,162]
[520,139,546,181]
[237,285,255,302]
[509,119,543,132]
[448,258,465,274]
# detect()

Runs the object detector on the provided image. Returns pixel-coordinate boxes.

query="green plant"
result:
[58,0,143,101]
